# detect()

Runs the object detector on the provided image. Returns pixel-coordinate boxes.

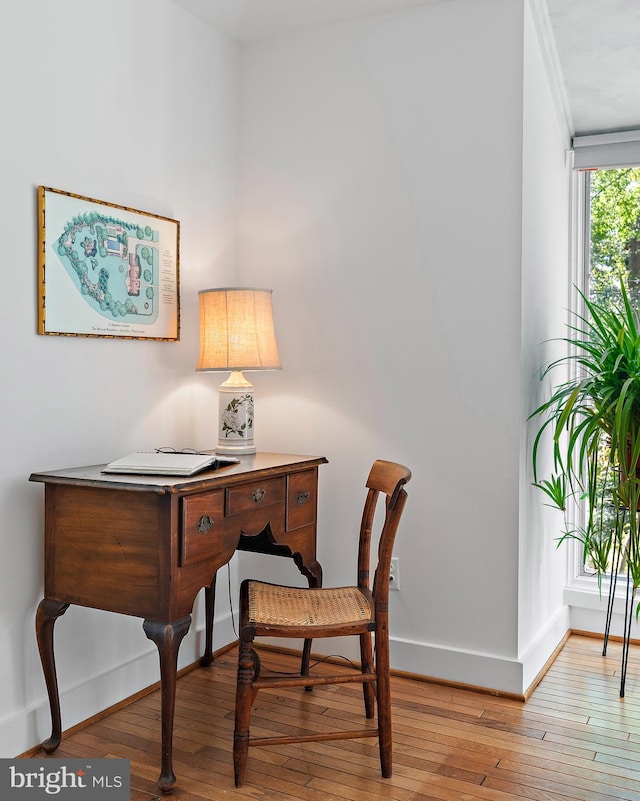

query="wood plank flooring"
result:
[34,635,640,800]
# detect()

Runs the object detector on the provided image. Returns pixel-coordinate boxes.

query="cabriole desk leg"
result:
[294,557,323,685]
[143,615,191,794]
[35,598,70,753]
[200,572,217,667]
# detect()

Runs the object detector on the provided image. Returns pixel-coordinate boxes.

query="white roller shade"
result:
[573,130,640,169]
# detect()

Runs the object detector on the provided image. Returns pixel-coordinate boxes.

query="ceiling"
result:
[170,0,640,136]
[169,0,442,42]
[546,0,640,134]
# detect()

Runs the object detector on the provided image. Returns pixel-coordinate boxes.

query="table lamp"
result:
[196,287,282,454]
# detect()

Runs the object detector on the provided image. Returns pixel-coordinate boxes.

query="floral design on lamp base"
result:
[216,372,256,454]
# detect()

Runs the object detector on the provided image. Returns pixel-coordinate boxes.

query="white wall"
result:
[2,0,574,760]
[518,0,572,689]
[518,1,635,677]
[0,0,238,757]
[236,0,567,694]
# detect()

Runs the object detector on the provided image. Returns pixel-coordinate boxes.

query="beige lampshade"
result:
[196,288,282,372]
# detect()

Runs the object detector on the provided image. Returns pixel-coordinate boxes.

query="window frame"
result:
[564,133,640,618]
[567,167,592,590]
[567,164,640,594]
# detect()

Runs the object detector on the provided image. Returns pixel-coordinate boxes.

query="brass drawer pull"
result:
[197,515,214,533]
[297,491,310,505]
[252,489,266,504]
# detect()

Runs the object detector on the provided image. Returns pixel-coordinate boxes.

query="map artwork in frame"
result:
[37,186,180,340]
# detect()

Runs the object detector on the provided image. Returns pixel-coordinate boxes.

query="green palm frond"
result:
[530,273,640,588]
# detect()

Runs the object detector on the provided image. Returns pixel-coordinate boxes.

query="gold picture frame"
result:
[38,186,180,340]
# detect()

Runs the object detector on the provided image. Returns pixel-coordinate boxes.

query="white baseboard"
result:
[390,636,525,696]
[5,614,238,760]
[518,605,571,692]
[257,620,573,698]
[565,582,640,639]
[8,608,575,760]
[391,606,570,697]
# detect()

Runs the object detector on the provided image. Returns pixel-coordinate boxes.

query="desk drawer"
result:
[226,476,285,516]
[181,490,225,566]
[286,470,317,531]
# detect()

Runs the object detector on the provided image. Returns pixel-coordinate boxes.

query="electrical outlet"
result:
[389,557,400,590]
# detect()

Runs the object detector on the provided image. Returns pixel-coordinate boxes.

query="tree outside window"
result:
[584,167,640,576]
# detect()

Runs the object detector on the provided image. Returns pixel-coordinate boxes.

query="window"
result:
[580,166,640,578]
[588,168,640,309]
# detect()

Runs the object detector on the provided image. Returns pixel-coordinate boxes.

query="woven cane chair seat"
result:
[247,581,373,627]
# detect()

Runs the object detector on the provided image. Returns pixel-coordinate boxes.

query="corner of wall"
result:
[526,0,574,142]
[519,605,570,692]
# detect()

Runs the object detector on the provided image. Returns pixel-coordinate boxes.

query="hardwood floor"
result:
[35,635,640,800]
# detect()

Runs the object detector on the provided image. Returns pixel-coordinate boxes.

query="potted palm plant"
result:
[530,275,640,695]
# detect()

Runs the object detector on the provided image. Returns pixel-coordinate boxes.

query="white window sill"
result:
[564,573,634,612]
[564,573,640,640]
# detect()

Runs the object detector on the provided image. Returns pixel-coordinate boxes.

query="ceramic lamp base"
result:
[216,371,256,455]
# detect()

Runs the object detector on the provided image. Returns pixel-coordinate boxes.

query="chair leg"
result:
[301,637,313,691]
[234,638,256,787]
[359,631,376,718]
[251,647,261,681]
[300,562,321,691]
[375,624,392,778]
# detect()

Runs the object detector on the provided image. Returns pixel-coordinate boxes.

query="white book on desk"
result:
[102,451,239,477]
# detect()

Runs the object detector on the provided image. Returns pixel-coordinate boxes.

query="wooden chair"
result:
[233,459,411,786]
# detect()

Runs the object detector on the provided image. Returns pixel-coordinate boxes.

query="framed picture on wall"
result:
[37,186,180,340]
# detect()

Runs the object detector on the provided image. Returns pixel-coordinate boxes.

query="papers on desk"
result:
[102,451,240,477]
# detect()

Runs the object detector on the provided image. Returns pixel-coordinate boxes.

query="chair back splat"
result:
[232,459,411,787]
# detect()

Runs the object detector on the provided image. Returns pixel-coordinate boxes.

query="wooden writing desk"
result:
[30,452,327,793]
